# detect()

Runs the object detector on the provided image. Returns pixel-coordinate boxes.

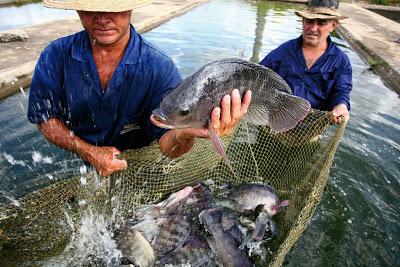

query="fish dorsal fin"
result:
[242,104,270,125]
[268,93,310,132]
[243,91,311,132]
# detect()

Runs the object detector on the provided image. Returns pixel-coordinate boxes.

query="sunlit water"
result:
[0,0,399,265]
[0,1,76,31]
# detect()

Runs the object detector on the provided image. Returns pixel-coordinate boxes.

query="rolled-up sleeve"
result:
[27,43,63,124]
[327,58,352,111]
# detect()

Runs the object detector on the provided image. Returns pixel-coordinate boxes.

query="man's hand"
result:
[85,146,127,176]
[158,89,251,158]
[38,118,127,177]
[332,103,349,124]
[175,89,252,139]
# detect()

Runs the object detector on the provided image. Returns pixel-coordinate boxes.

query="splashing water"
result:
[0,191,21,207]
[2,152,27,167]
[45,208,122,266]
[32,151,53,164]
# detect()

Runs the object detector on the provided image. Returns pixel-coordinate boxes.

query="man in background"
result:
[260,0,352,124]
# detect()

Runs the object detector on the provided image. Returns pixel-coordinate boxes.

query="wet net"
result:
[0,109,346,266]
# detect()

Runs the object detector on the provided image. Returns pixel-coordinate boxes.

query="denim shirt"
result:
[27,25,181,151]
[260,35,352,111]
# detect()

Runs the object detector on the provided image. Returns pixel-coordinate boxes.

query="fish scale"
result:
[152,213,191,255]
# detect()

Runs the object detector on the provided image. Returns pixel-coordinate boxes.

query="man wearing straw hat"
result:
[27,0,251,176]
[260,0,352,124]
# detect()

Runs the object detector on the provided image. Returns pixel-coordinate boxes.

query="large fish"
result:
[152,58,311,167]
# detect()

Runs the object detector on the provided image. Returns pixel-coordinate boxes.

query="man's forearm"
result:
[38,118,95,163]
[159,129,195,158]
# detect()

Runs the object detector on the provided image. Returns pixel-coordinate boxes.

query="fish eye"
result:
[178,109,190,116]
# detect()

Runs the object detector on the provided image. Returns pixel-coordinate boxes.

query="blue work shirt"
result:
[27,25,181,151]
[260,35,352,111]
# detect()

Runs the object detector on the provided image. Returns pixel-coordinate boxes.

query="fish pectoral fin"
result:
[208,124,231,166]
[208,124,240,180]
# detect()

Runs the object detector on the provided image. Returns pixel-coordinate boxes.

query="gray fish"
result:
[152,58,310,168]
[152,213,191,256]
[159,235,215,266]
[181,182,214,219]
[199,208,253,267]
[252,211,277,241]
[117,227,156,267]
[229,183,288,241]
[229,183,288,216]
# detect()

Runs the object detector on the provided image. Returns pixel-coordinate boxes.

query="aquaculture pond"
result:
[0,0,399,265]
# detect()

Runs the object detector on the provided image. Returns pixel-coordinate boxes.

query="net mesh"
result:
[0,109,346,266]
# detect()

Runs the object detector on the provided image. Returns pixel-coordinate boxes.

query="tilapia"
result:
[117,227,155,267]
[228,183,288,240]
[200,208,253,267]
[152,58,311,167]
[229,183,288,216]
[152,213,191,255]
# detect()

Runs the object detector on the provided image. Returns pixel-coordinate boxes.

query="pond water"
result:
[0,1,76,31]
[0,0,399,266]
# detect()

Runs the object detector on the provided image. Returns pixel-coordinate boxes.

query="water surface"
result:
[0,2,76,31]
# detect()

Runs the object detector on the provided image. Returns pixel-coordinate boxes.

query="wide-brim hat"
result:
[295,7,348,20]
[43,0,152,12]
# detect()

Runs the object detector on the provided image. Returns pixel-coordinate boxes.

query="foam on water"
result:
[45,208,123,266]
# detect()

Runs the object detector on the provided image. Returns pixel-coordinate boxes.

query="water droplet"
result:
[80,176,87,185]
[32,151,53,164]
[19,87,27,97]
[80,165,88,174]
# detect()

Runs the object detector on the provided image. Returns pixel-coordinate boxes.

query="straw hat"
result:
[43,0,152,12]
[295,0,348,20]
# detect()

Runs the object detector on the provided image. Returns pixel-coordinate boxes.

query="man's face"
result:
[302,18,338,47]
[77,11,132,47]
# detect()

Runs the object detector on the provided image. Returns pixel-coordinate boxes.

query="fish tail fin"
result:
[268,93,311,132]
[278,199,289,207]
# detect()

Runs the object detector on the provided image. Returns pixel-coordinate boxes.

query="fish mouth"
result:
[151,110,175,129]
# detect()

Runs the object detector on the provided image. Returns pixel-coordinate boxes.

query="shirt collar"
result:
[71,24,140,65]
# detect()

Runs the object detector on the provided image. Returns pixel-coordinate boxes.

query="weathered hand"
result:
[174,89,252,140]
[210,89,252,136]
[331,103,349,124]
[87,146,127,176]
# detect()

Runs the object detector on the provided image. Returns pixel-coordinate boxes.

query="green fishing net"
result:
[0,109,346,266]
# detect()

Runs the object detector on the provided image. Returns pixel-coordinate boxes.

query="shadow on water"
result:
[0,0,399,265]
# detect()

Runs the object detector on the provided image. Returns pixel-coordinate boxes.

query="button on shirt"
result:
[260,36,352,111]
[27,25,181,151]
